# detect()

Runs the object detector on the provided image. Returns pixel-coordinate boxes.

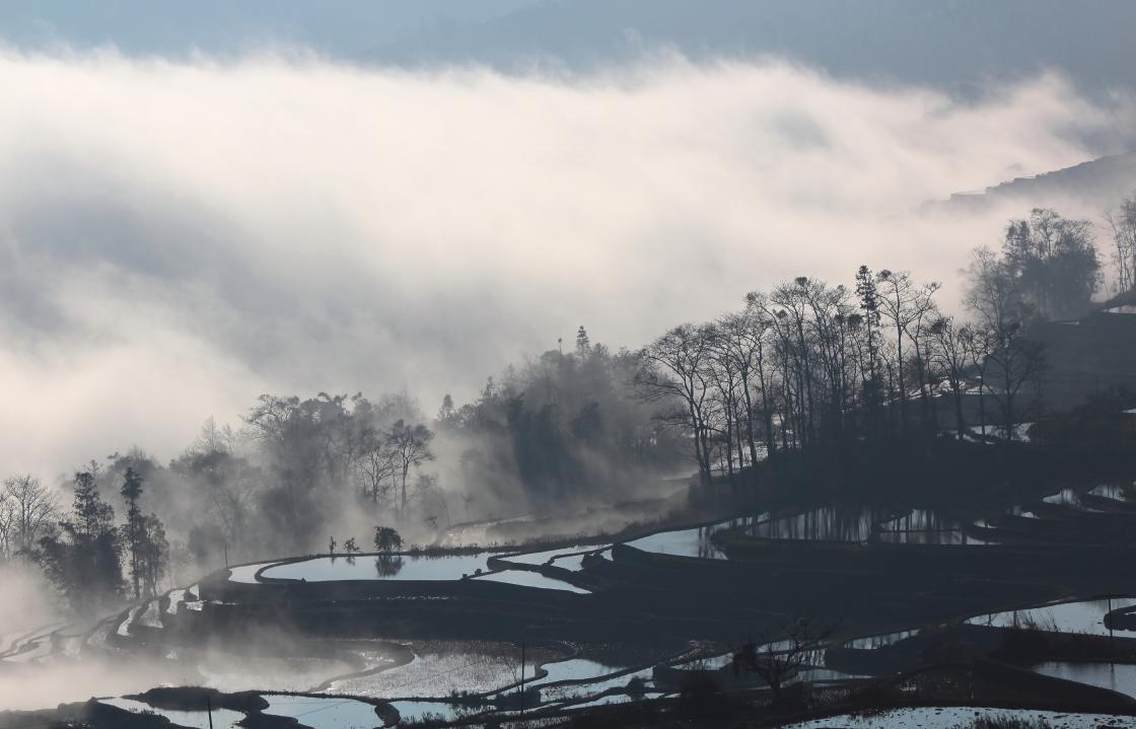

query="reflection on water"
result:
[503,544,594,566]
[565,690,666,710]
[1091,483,1136,502]
[543,667,655,702]
[227,562,278,584]
[877,530,994,545]
[550,549,611,572]
[1043,487,1082,506]
[625,515,767,559]
[374,555,403,577]
[471,570,591,593]
[782,706,1136,728]
[677,652,733,670]
[878,509,956,531]
[262,694,382,729]
[501,544,608,572]
[624,526,727,559]
[1033,661,1136,698]
[388,699,459,724]
[749,507,884,543]
[528,658,626,688]
[967,598,1136,635]
[844,629,919,650]
[100,698,244,729]
[261,554,488,582]
[166,588,186,615]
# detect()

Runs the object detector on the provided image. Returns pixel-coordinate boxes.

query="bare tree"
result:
[1003,208,1100,321]
[356,424,397,506]
[0,475,58,560]
[960,325,994,439]
[741,295,781,461]
[929,317,971,440]
[770,279,819,448]
[387,419,434,516]
[1107,193,1136,294]
[733,617,833,705]
[705,323,744,480]
[876,270,941,433]
[638,324,716,485]
[964,246,1045,439]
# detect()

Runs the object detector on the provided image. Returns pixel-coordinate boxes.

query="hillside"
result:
[928,151,1136,214]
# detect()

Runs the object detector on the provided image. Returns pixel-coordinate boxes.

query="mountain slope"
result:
[931,152,1136,214]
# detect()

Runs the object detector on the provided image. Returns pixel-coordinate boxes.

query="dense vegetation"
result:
[1,198,1133,615]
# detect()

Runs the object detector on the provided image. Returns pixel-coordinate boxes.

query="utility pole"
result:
[519,640,526,716]
[206,695,214,729]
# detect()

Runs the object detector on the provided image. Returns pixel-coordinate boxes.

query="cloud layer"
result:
[1,49,1132,478]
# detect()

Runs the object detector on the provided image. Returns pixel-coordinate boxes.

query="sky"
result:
[1,5,1135,480]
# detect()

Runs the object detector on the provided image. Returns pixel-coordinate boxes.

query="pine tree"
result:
[120,467,145,599]
[575,325,591,355]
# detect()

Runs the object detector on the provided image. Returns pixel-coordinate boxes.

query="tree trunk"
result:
[953,385,965,441]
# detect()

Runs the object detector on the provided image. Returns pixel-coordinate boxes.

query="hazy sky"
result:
[1,41,1134,479]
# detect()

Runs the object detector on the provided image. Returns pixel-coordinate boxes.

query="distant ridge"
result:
[929,152,1136,214]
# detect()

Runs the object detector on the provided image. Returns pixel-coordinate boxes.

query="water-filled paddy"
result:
[499,544,611,572]
[843,629,919,649]
[876,530,993,545]
[548,548,611,571]
[564,691,666,709]
[1033,661,1136,698]
[471,570,591,593]
[501,544,598,566]
[526,658,626,688]
[166,588,186,615]
[966,597,1136,635]
[260,554,489,582]
[325,641,563,698]
[136,600,162,629]
[99,697,245,729]
[748,507,884,542]
[227,562,277,583]
[387,699,462,724]
[1091,484,1135,501]
[261,693,383,728]
[623,524,731,559]
[540,666,655,702]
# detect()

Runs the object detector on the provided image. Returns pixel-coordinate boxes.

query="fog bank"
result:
[1,49,1133,475]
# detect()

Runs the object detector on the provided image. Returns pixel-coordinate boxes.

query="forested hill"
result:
[928,152,1136,214]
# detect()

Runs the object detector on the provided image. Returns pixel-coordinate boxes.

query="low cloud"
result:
[1,49,1132,477]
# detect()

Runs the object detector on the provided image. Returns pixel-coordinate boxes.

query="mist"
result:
[1,48,1134,477]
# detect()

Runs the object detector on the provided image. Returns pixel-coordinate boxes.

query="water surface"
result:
[227,562,278,584]
[471,570,591,593]
[261,554,489,582]
[262,694,382,729]
[966,598,1136,635]
[100,697,244,729]
[387,699,460,724]
[1033,661,1136,698]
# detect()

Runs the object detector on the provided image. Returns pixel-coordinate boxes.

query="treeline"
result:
[0,466,168,614]
[0,332,683,611]
[637,207,1107,486]
[435,329,686,508]
[2,202,1129,614]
